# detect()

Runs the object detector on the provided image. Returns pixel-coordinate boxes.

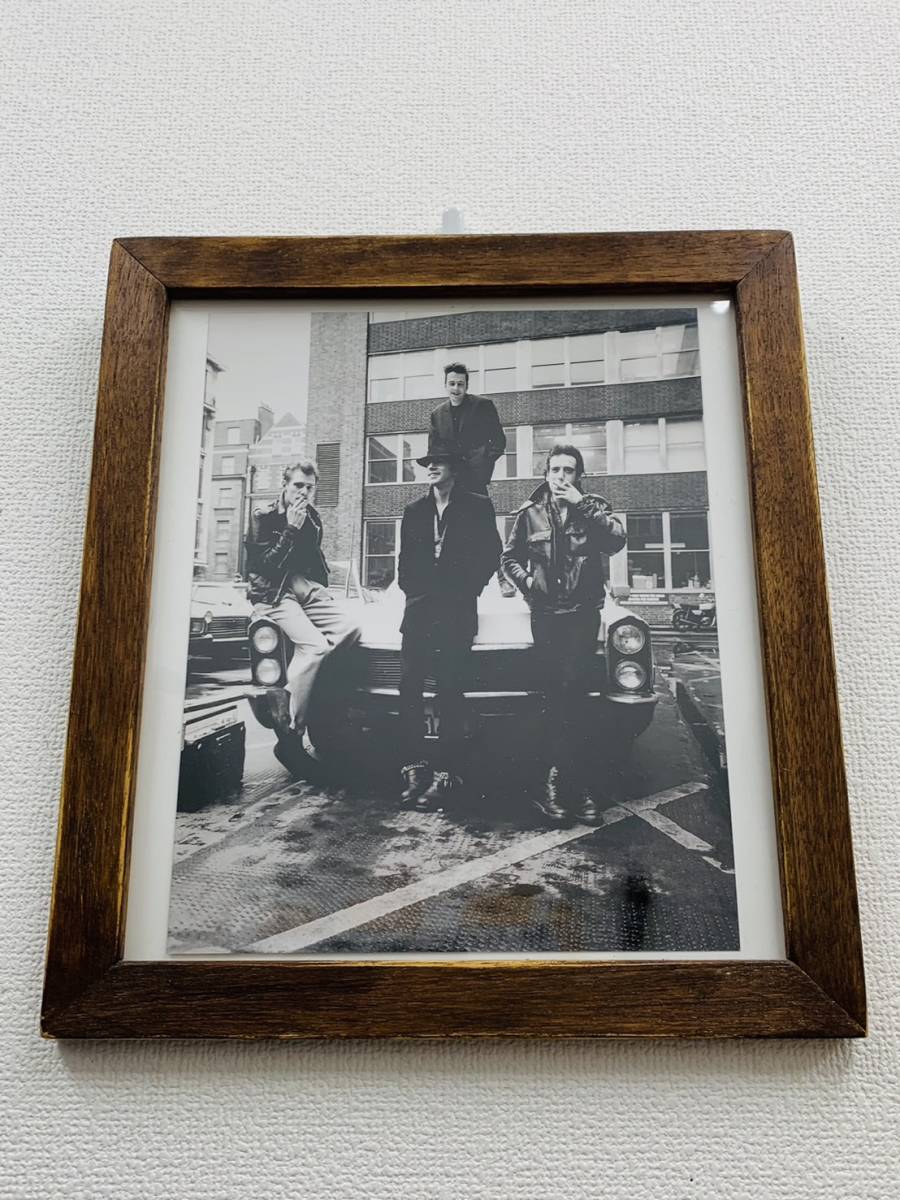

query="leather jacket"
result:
[245,498,329,605]
[501,482,626,613]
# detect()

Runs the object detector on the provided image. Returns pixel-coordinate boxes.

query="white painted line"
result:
[702,855,736,876]
[615,781,708,814]
[244,781,709,954]
[628,806,713,852]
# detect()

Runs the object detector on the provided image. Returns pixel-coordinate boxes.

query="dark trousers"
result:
[399,611,473,773]
[530,606,601,780]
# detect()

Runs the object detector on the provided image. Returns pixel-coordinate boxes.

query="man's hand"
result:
[286,496,309,529]
[551,481,583,506]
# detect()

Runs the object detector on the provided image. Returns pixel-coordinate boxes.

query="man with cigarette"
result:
[245,459,361,769]
[501,443,626,824]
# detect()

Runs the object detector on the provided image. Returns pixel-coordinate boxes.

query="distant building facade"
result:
[205,406,272,580]
[304,312,369,571]
[194,357,223,578]
[246,410,308,539]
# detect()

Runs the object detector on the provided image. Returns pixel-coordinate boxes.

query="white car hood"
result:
[359,586,632,650]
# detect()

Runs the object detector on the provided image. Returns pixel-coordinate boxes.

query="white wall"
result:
[2,2,897,1196]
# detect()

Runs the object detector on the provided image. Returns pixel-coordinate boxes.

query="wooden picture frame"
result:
[42,232,865,1039]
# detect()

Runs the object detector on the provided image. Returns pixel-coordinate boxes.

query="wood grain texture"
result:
[42,232,865,1039]
[44,960,861,1040]
[42,243,168,1017]
[735,236,865,1027]
[118,232,787,295]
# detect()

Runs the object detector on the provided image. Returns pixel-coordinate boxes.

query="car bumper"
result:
[188,633,214,658]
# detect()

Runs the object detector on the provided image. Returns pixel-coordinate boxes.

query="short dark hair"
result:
[544,442,585,479]
[282,459,319,483]
[443,362,469,383]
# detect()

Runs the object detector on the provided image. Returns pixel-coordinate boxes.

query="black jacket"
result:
[398,487,501,636]
[429,394,506,494]
[245,498,329,605]
[501,482,626,613]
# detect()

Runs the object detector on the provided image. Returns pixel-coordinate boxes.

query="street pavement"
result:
[169,643,738,955]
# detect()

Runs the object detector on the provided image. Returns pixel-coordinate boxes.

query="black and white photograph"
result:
[157,302,746,956]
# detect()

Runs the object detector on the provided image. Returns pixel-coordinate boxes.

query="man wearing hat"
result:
[397,439,502,809]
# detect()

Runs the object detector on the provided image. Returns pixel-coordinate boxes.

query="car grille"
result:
[209,616,249,638]
[356,646,607,693]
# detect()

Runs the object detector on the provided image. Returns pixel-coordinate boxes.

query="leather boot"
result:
[534,766,570,824]
[571,789,601,825]
[416,770,462,811]
[400,762,433,807]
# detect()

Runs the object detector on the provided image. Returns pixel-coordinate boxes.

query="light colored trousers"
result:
[265,583,361,733]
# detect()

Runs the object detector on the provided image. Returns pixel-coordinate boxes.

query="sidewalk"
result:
[671,650,727,772]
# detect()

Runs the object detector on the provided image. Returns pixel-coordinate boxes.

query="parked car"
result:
[188,582,252,668]
[246,565,658,774]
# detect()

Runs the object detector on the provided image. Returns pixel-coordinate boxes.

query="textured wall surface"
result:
[3,2,899,1197]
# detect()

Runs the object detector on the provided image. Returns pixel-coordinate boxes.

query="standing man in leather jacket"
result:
[501,443,626,824]
[397,442,501,811]
[245,460,361,769]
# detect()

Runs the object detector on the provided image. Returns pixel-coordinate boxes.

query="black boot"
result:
[273,734,311,779]
[570,789,601,825]
[400,762,433,807]
[534,766,570,824]
[416,770,462,812]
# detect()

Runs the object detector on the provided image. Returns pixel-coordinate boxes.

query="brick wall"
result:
[369,308,697,354]
[304,312,369,568]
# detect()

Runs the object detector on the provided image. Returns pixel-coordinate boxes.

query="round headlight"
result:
[255,657,283,685]
[612,623,645,654]
[252,624,280,654]
[614,661,646,691]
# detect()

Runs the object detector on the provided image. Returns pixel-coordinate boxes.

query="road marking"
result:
[244,780,709,954]
[614,789,735,875]
[627,806,713,852]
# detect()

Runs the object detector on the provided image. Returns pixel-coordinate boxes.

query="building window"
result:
[624,511,711,591]
[366,433,428,483]
[623,417,705,473]
[226,426,241,445]
[221,456,236,474]
[670,512,711,589]
[492,427,523,480]
[482,342,517,393]
[217,485,234,504]
[665,417,706,471]
[402,350,438,401]
[619,325,698,383]
[532,421,606,475]
[214,552,228,572]
[363,519,400,589]
[216,518,230,542]
[531,338,565,389]
[366,324,697,403]
[530,334,605,388]
[568,333,605,385]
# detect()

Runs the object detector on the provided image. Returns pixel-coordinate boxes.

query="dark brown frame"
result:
[42,233,865,1039]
